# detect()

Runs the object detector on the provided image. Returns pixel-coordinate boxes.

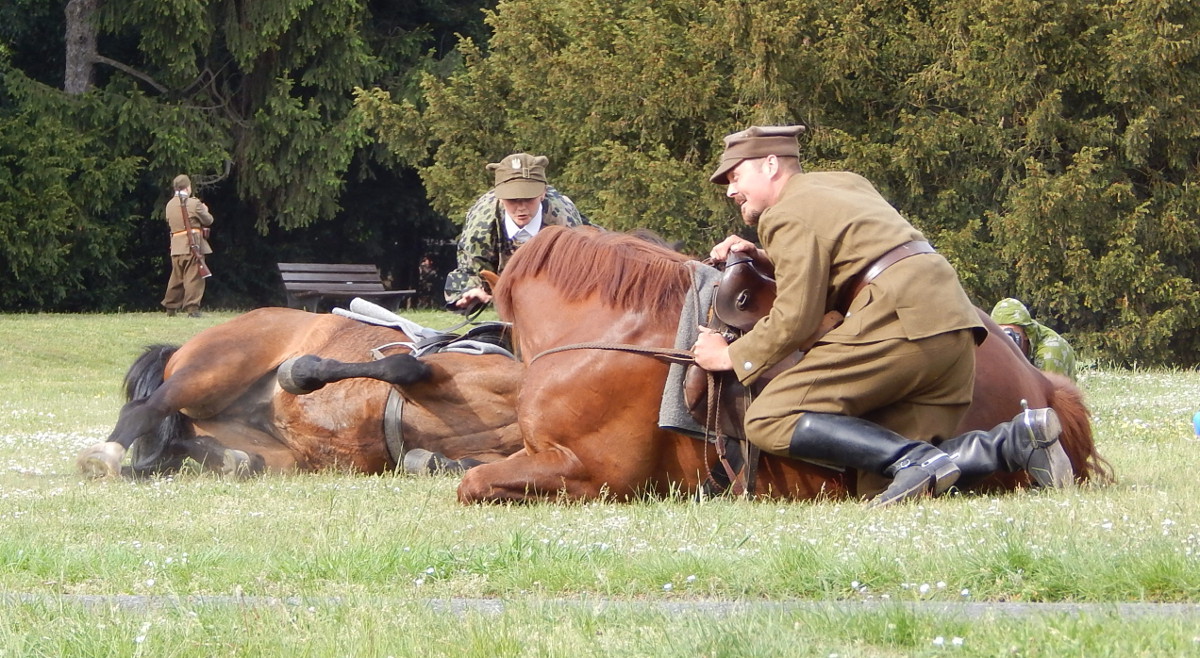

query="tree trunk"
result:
[64,0,100,94]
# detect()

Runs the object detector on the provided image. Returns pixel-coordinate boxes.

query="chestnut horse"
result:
[458,226,1112,503]
[77,307,523,478]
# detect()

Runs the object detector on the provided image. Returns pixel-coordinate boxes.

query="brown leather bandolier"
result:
[836,240,933,314]
[178,192,213,278]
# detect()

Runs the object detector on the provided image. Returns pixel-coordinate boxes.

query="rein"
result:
[529,342,694,366]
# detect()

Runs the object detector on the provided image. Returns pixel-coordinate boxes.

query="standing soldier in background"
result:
[161,174,214,318]
[443,152,588,310]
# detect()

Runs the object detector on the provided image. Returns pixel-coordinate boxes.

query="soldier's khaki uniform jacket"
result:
[165,196,214,256]
[729,172,982,385]
[443,186,585,303]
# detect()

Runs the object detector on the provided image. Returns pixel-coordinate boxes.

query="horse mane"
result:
[494,226,694,315]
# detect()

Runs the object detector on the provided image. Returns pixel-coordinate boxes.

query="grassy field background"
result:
[1,310,1198,656]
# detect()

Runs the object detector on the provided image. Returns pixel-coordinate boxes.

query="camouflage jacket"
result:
[990,298,1077,381]
[443,185,586,303]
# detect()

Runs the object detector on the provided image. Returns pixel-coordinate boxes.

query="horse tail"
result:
[122,345,194,474]
[1045,372,1115,485]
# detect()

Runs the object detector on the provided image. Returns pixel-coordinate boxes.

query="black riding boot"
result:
[938,407,1071,488]
[789,413,961,508]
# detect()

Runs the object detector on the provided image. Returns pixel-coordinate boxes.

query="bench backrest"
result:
[276,262,388,293]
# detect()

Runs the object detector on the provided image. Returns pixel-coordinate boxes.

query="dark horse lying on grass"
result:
[457,226,1113,503]
[77,307,523,478]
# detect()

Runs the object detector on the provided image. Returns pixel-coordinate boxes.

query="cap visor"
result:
[709,159,740,185]
[494,180,547,200]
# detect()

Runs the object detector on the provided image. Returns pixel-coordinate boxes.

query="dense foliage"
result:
[0,0,488,309]
[1,0,1198,365]
[359,0,1200,366]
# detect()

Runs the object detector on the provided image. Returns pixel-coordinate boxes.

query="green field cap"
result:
[710,125,806,185]
[488,153,549,199]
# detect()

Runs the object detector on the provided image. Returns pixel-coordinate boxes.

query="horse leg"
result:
[174,434,268,477]
[457,448,601,503]
[278,353,431,395]
[79,394,195,478]
[79,345,187,478]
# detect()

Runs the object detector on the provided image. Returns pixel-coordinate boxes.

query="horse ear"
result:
[481,270,500,292]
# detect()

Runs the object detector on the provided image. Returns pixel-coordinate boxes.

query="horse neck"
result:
[512,282,682,355]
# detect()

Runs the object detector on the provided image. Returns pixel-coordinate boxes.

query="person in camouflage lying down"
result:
[444,152,589,310]
[990,297,1078,382]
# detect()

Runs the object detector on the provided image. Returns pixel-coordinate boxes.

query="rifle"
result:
[177,190,213,278]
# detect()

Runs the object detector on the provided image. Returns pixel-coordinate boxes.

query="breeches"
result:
[744,329,977,456]
[161,254,207,310]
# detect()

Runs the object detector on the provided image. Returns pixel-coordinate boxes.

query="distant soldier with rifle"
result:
[161,174,214,318]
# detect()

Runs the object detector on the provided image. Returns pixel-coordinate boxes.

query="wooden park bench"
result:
[277,262,415,313]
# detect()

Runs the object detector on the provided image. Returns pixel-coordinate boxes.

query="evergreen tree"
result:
[360,0,1200,366]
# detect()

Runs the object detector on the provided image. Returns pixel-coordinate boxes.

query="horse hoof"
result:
[403,448,462,474]
[77,442,125,478]
[277,356,325,395]
[221,449,253,477]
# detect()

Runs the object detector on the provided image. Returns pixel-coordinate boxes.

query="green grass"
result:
[1,311,1198,656]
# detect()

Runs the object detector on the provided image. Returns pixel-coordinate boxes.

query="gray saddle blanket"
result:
[657,261,722,440]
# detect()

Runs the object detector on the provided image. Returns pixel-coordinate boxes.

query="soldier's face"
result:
[500,194,545,226]
[1000,324,1031,359]
[726,158,775,226]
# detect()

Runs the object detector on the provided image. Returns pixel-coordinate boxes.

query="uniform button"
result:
[743,361,753,371]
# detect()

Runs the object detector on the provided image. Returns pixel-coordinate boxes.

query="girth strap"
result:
[383,388,405,465]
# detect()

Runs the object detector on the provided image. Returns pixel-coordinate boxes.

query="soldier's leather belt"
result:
[171,228,201,236]
[837,240,935,314]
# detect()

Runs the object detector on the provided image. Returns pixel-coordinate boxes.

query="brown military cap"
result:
[172,174,192,191]
[709,125,806,185]
[488,153,549,200]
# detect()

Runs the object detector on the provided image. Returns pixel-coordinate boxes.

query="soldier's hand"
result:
[455,287,492,309]
[710,235,757,261]
[692,326,733,371]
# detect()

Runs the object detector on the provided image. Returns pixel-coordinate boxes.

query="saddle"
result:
[410,322,514,357]
[684,253,842,444]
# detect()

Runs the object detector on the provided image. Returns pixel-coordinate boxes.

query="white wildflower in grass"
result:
[662,583,673,591]
[953,637,964,646]
[960,588,970,597]
[932,636,945,646]
[685,574,696,583]
[919,583,930,595]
